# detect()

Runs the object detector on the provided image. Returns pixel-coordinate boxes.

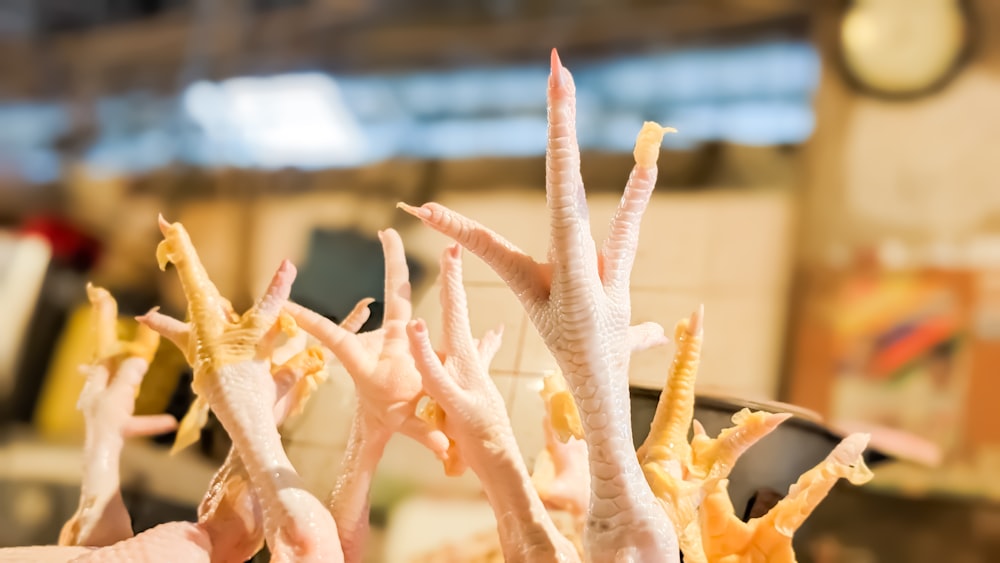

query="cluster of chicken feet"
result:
[0,49,872,563]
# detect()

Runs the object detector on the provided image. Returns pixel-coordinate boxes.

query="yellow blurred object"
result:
[33,304,92,442]
[540,370,583,443]
[33,304,184,442]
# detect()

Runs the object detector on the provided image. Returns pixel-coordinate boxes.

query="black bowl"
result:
[629,387,893,521]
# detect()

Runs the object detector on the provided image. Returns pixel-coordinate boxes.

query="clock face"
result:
[839,0,971,97]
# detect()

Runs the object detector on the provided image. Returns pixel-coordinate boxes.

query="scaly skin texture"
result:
[193,312,337,563]
[285,228,454,563]
[142,216,342,563]
[59,285,177,548]
[638,309,791,563]
[399,49,677,562]
[407,244,580,563]
[699,434,874,563]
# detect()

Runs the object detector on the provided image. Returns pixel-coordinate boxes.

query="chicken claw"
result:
[284,228,451,562]
[60,285,176,548]
[407,244,579,563]
[638,308,791,562]
[198,317,331,563]
[638,307,704,466]
[700,434,874,563]
[144,216,342,563]
[400,48,677,562]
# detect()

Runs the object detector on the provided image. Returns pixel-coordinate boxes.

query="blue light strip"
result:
[0,40,819,178]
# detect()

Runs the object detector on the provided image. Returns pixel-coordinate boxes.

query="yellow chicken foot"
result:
[700,433,874,563]
[145,217,342,563]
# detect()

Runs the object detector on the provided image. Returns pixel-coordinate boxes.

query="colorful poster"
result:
[827,270,968,455]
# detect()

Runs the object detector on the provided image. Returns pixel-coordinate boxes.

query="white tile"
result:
[586,193,627,242]
[375,432,483,497]
[416,283,527,374]
[703,191,795,290]
[697,291,787,400]
[281,365,357,449]
[286,442,347,499]
[630,195,714,290]
[516,318,559,376]
[628,290,704,390]
[505,373,548,468]
[410,279,444,332]
[469,284,527,374]
[489,373,521,416]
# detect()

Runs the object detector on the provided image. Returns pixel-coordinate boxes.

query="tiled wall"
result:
[277,187,796,498]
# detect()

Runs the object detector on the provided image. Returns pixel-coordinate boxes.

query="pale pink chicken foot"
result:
[326,417,391,563]
[60,285,177,549]
[285,228,454,563]
[0,522,212,563]
[70,521,213,563]
[407,244,579,562]
[399,50,678,562]
[197,448,263,563]
[196,360,326,563]
[145,217,343,563]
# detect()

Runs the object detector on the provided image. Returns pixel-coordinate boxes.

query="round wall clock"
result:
[838,0,973,99]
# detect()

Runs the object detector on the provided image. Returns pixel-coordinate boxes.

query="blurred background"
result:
[3,0,1000,561]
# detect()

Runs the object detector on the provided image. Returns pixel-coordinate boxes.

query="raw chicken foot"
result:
[400,49,678,562]
[142,216,342,563]
[699,434,874,563]
[637,308,791,563]
[285,228,453,563]
[59,284,177,548]
[195,312,340,563]
[407,244,580,562]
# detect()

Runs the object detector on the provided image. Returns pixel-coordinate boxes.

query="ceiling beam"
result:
[0,1,809,100]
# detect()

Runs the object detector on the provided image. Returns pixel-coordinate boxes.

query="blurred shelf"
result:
[0,426,217,506]
[0,0,809,99]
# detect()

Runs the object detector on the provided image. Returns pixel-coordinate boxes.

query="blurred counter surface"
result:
[0,426,216,547]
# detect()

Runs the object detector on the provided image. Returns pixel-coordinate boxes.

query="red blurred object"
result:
[867,315,959,379]
[18,215,101,270]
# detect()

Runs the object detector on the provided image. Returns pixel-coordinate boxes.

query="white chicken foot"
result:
[399,49,678,562]
[407,244,580,562]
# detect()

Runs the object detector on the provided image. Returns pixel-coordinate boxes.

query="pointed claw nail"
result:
[158,213,171,235]
[550,48,564,88]
[397,202,430,219]
[692,419,707,437]
[689,304,704,337]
